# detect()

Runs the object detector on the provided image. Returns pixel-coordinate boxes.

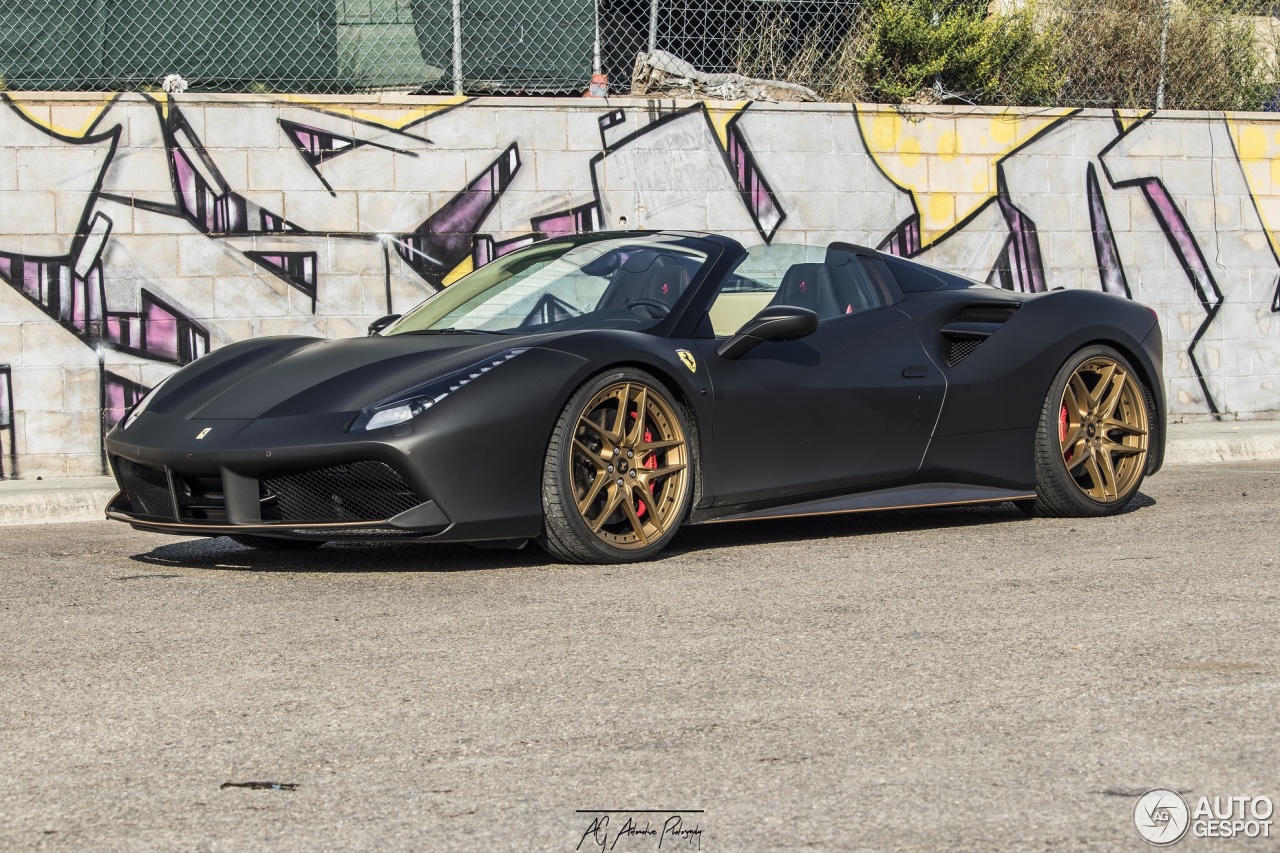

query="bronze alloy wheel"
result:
[1028,344,1155,518]
[1057,355,1149,502]
[569,381,689,550]
[539,369,696,562]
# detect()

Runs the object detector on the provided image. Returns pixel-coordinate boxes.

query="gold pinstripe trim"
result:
[701,494,1037,525]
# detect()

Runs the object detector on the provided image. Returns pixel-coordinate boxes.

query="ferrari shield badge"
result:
[196,428,212,440]
[676,349,697,373]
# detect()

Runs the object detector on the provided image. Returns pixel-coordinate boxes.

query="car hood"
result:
[146,333,541,421]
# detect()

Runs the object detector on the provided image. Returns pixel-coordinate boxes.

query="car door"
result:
[695,251,945,507]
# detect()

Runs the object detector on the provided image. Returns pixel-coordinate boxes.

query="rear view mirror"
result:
[717,305,818,359]
[368,314,401,336]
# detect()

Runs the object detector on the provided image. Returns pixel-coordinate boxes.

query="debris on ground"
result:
[220,781,299,791]
[631,50,819,102]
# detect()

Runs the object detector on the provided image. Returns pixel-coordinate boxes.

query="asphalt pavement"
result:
[1,461,1277,851]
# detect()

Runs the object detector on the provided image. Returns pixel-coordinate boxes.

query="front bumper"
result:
[105,452,454,541]
[104,345,591,543]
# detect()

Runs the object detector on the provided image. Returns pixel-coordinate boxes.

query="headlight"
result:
[351,348,528,432]
[122,372,177,430]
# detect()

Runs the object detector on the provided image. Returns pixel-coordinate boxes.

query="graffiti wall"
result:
[0,92,1277,478]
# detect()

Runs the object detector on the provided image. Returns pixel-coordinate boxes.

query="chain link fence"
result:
[1,0,1278,109]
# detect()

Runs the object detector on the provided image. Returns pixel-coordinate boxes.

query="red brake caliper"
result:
[640,428,658,517]
[629,413,659,518]
[1060,404,1071,460]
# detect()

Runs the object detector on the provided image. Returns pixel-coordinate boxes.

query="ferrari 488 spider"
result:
[106,231,1164,562]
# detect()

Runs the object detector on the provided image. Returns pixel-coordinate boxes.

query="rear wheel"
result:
[228,534,326,551]
[538,369,694,563]
[1029,345,1152,517]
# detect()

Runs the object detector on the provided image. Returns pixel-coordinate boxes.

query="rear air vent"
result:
[940,302,1020,366]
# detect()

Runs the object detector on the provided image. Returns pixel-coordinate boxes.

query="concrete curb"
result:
[1163,420,1280,466]
[0,477,119,527]
[0,422,1276,526]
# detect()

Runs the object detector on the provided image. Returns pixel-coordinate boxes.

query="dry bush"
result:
[1043,0,1272,110]
[720,0,1275,108]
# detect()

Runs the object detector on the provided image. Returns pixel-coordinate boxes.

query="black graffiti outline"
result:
[855,104,1081,267]
[392,142,522,290]
[0,364,15,478]
[703,105,786,243]
[244,251,320,312]
[0,97,229,470]
[279,118,423,198]
[1086,161,1132,298]
[1219,117,1280,315]
[1099,117,1225,417]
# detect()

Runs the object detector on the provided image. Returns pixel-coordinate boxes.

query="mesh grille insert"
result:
[947,338,983,366]
[113,457,176,519]
[262,461,421,523]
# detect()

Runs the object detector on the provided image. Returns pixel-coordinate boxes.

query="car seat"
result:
[597,250,690,311]
[767,262,847,318]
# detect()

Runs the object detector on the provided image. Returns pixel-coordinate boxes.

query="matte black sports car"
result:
[105,231,1164,563]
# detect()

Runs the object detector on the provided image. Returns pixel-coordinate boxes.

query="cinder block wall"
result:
[0,92,1277,478]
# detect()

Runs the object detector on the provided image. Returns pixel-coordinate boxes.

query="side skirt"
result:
[692,483,1035,525]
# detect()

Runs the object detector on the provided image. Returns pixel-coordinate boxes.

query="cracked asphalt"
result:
[1,462,1277,851]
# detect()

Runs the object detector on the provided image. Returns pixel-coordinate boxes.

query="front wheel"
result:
[538,369,695,563]
[1028,345,1154,517]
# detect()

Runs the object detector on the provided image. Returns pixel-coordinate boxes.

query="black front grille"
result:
[113,457,176,518]
[262,461,421,523]
[175,475,227,522]
[947,338,983,366]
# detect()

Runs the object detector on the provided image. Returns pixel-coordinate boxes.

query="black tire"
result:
[228,534,326,550]
[538,368,695,563]
[1029,345,1154,517]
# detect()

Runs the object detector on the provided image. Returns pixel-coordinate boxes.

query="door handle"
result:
[902,365,929,378]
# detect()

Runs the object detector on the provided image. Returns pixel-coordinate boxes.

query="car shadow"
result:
[129,493,1157,573]
[130,537,550,574]
[670,491,1157,554]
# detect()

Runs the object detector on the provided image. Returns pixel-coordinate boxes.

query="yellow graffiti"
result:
[441,255,474,286]
[858,107,1073,248]
[703,100,750,150]
[1114,108,1154,133]
[1227,117,1280,260]
[274,94,470,131]
[5,93,118,139]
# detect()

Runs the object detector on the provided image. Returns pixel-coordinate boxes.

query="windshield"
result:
[384,234,715,335]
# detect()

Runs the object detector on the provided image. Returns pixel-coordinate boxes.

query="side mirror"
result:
[368,314,401,336]
[717,305,818,359]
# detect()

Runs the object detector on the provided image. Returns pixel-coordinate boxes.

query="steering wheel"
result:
[624,297,672,317]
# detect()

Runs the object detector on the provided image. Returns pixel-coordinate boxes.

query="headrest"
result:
[621,250,658,273]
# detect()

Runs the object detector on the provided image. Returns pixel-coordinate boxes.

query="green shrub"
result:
[854,0,1060,105]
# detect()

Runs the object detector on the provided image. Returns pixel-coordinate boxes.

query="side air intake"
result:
[940,302,1020,366]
